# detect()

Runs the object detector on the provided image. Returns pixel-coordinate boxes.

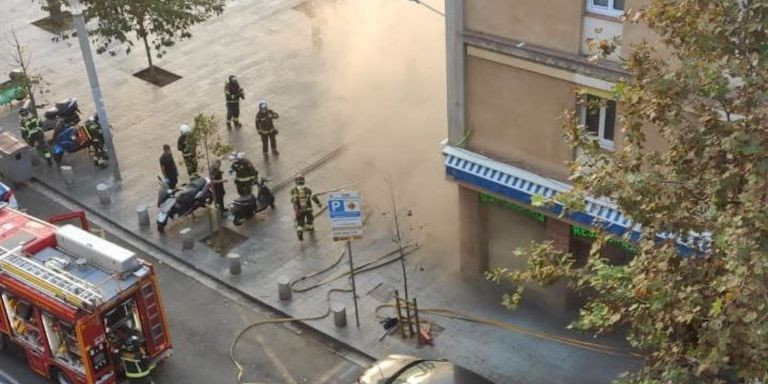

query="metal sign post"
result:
[345,240,359,327]
[328,191,363,327]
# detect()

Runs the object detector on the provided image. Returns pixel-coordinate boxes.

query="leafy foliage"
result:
[488,1,768,382]
[192,113,233,171]
[80,0,225,67]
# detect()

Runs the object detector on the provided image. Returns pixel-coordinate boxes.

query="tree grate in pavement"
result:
[31,13,74,34]
[201,227,248,257]
[133,66,182,87]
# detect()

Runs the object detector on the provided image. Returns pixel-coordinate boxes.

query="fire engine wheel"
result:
[52,368,73,384]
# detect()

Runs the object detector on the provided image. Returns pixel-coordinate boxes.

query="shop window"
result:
[1,293,43,350]
[587,0,624,17]
[41,314,84,373]
[580,94,616,151]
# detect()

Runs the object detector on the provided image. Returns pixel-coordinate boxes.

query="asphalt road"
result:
[0,184,369,383]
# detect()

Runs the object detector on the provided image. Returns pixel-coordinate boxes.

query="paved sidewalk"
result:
[1,0,641,383]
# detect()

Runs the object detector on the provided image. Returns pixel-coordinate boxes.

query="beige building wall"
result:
[464,0,583,55]
[465,55,574,181]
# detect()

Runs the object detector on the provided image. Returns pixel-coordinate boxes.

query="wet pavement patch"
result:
[133,66,182,87]
[201,227,248,256]
[31,13,74,34]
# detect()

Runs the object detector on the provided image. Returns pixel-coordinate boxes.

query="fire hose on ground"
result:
[229,243,421,384]
[228,239,643,384]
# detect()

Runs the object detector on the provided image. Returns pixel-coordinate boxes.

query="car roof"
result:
[393,359,497,384]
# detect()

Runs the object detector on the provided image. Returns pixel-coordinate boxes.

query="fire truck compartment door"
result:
[25,348,47,376]
[55,225,138,274]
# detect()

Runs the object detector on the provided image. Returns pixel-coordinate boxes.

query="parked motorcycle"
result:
[42,97,80,134]
[51,121,91,164]
[156,176,213,233]
[231,177,276,226]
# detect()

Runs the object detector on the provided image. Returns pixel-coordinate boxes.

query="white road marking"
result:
[0,368,22,384]
[316,360,360,384]
[254,334,299,384]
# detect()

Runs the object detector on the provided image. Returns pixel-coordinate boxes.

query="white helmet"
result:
[228,151,245,161]
[258,100,267,109]
[179,124,191,134]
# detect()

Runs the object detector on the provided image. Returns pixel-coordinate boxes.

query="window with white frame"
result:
[580,94,616,150]
[587,0,625,17]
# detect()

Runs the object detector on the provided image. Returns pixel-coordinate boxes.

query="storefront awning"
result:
[442,145,708,253]
[443,145,646,238]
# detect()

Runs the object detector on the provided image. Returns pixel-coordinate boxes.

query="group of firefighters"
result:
[166,74,322,241]
[17,105,108,168]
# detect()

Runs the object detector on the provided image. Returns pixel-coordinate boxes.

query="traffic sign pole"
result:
[347,240,360,327]
[329,191,363,328]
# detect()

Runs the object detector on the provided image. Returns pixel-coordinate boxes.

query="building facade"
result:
[443,0,658,308]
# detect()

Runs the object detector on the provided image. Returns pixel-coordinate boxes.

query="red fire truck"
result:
[0,206,172,383]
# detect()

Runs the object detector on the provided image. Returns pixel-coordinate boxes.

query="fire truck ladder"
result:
[0,248,103,310]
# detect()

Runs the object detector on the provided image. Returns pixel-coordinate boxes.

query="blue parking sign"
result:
[327,192,363,241]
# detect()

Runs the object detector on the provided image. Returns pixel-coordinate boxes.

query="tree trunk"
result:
[46,0,63,21]
[141,32,154,71]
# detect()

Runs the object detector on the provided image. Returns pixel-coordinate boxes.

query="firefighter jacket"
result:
[225,80,245,103]
[20,118,43,142]
[291,186,320,213]
[231,158,258,183]
[255,110,279,135]
[84,120,104,142]
[177,133,196,158]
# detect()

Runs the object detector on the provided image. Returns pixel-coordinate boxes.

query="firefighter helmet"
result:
[179,124,191,134]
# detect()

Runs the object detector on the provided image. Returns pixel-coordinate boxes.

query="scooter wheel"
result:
[53,153,63,164]
[297,231,303,241]
[233,216,244,226]
[157,221,166,233]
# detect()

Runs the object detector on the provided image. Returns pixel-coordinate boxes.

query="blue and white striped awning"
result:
[442,145,707,253]
[442,145,639,238]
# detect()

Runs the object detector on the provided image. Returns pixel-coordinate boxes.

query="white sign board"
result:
[328,191,363,241]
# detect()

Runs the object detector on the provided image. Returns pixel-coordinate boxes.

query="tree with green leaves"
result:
[192,113,233,172]
[487,1,768,382]
[80,0,225,70]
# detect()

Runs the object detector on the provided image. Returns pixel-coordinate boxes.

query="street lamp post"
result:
[68,0,122,182]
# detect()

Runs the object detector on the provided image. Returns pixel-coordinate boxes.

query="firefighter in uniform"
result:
[290,175,321,241]
[225,75,245,129]
[176,124,198,179]
[84,114,109,168]
[255,100,279,156]
[18,108,52,165]
[229,152,258,196]
[120,335,154,383]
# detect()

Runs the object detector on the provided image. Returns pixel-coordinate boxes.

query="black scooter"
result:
[231,177,275,226]
[156,176,213,233]
[41,98,81,135]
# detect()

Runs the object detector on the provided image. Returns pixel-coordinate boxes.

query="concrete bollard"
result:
[332,303,347,328]
[61,166,75,185]
[278,276,292,301]
[96,183,111,204]
[227,253,242,275]
[136,205,150,228]
[180,228,194,250]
